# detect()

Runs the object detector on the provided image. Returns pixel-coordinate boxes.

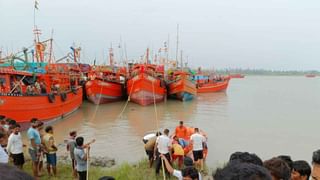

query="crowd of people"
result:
[144,121,207,179]
[0,116,103,180]
[145,121,320,180]
[1,116,320,180]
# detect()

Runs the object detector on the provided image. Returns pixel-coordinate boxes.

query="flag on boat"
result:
[34,0,39,10]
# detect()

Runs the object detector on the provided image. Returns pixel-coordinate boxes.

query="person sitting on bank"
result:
[154,128,172,176]
[43,126,58,177]
[144,132,161,168]
[161,154,200,180]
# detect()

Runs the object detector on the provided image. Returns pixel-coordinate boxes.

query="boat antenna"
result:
[49,29,54,64]
[175,24,179,65]
[180,50,183,70]
[33,0,39,29]
[146,48,149,64]
[166,34,169,65]
[124,43,128,69]
[109,44,114,70]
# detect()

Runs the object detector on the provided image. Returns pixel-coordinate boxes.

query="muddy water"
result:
[45,76,320,168]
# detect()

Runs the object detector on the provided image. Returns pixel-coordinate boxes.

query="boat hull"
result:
[197,80,229,93]
[0,88,83,123]
[230,74,245,78]
[127,74,166,106]
[168,78,197,101]
[85,79,124,104]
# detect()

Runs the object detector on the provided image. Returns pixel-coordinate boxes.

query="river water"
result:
[48,76,320,168]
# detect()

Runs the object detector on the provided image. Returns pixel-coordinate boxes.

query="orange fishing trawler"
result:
[195,74,230,93]
[85,47,126,104]
[0,29,83,124]
[167,70,197,101]
[85,66,126,104]
[127,63,166,106]
[0,64,83,124]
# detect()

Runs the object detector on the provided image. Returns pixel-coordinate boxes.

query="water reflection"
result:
[47,76,320,168]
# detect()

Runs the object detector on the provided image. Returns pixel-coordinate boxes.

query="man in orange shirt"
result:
[175,121,188,147]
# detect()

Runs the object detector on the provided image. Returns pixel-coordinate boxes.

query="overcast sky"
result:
[1,0,320,70]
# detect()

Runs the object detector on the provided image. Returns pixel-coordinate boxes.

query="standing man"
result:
[190,128,206,171]
[67,130,78,178]
[154,128,172,176]
[144,132,161,168]
[0,131,8,163]
[27,118,41,178]
[175,121,188,147]
[43,126,58,177]
[7,124,25,169]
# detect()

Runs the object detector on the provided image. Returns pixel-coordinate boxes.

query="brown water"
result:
[47,76,320,168]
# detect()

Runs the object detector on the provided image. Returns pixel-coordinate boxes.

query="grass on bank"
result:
[23,159,187,180]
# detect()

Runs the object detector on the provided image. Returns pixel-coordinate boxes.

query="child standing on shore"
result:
[74,137,95,180]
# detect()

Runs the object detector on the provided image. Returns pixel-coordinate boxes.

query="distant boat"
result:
[230,74,245,78]
[195,75,230,93]
[305,74,316,78]
[126,63,166,106]
[167,70,197,101]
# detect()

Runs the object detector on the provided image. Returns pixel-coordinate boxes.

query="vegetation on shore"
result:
[212,68,320,76]
[22,159,193,180]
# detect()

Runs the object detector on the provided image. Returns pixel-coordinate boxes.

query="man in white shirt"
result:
[7,124,25,169]
[154,128,172,176]
[0,131,8,163]
[190,128,206,171]
[160,154,200,180]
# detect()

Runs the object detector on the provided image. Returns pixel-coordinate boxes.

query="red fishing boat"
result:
[85,66,126,104]
[195,74,230,93]
[167,70,197,101]
[0,28,83,124]
[230,74,245,78]
[305,74,316,78]
[0,64,83,124]
[127,63,166,106]
[85,47,126,104]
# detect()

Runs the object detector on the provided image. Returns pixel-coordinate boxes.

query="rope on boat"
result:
[9,75,26,94]
[152,80,166,180]
[86,76,106,180]
[117,78,135,119]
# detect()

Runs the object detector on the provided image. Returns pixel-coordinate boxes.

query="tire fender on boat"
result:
[48,93,55,103]
[60,92,67,102]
